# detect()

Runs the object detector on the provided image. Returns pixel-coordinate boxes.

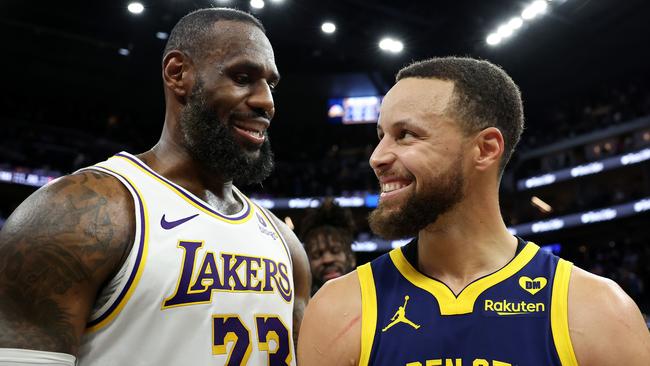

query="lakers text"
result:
[163,240,292,308]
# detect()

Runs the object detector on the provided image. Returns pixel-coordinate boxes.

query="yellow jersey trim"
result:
[389,242,539,315]
[357,264,377,366]
[85,166,150,332]
[111,154,253,224]
[551,259,578,366]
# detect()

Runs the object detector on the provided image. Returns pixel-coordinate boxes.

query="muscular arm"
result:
[298,272,362,366]
[569,266,650,365]
[269,213,311,349]
[0,171,134,355]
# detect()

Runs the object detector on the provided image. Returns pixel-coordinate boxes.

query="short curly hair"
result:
[299,198,356,256]
[397,57,524,175]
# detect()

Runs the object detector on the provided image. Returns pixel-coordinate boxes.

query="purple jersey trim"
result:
[115,152,251,221]
[84,166,147,328]
[255,204,293,269]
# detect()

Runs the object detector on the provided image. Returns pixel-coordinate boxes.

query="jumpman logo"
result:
[382,295,420,332]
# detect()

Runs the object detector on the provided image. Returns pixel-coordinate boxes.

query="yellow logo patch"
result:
[518,276,547,295]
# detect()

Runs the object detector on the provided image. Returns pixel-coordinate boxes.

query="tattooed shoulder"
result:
[0,170,135,355]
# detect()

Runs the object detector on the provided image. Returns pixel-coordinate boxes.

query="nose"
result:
[248,80,275,119]
[320,251,336,264]
[369,137,396,173]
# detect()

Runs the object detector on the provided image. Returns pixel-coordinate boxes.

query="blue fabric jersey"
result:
[357,238,578,366]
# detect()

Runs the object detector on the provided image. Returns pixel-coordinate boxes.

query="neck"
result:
[136,120,242,214]
[415,187,517,295]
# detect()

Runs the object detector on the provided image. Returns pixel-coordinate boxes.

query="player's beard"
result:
[179,78,274,186]
[368,154,465,239]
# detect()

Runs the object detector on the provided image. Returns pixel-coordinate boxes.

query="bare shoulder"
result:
[298,271,362,366]
[568,266,650,366]
[0,170,135,355]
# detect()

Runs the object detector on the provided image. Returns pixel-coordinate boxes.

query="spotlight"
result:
[250,0,265,9]
[508,17,523,30]
[486,33,501,46]
[156,32,168,40]
[531,0,548,14]
[521,7,536,20]
[127,2,144,14]
[497,24,513,38]
[118,48,130,56]
[321,22,336,34]
[379,38,404,53]
[522,0,547,20]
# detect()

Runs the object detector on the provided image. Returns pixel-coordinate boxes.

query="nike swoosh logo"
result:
[160,214,199,230]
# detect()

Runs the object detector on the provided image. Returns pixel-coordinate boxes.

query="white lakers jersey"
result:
[77,152,295,366]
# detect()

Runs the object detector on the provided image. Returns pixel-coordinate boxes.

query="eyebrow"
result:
[377,119,413,135]
[232,60,281,83]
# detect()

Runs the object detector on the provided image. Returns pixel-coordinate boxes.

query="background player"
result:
[299,197,357,295]
[0,8,310,366]
[298,57,650,365]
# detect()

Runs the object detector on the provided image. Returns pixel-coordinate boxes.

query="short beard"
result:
[368,155,465,239]
[179,78,274,186]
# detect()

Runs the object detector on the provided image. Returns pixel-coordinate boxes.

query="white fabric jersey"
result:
[77,152,295,366]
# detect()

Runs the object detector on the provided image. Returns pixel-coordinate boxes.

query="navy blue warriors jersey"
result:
[357,238,578,366]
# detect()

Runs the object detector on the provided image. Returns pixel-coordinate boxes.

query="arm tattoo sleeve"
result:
[0,172,132,354]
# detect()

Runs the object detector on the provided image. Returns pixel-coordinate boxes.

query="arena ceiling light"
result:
[250,0,265,9]
[531,196,553,213]
[321,22,336,34]
[522,0,549,20]
[379,37,404,54]
[486,0,555,46]
[127,2,144,15]
[156,32,168,40]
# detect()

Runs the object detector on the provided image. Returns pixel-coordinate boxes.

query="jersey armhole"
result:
[79,165,149,333]
[255,205,293,269]
[357,263,377,366]
[550,259,579,366]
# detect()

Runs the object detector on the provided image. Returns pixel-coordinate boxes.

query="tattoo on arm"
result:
[0,171,133,354]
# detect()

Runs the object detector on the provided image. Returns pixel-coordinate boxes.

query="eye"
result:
[233,73,251,85]
[267,81,278,91]
[397,130,415,140]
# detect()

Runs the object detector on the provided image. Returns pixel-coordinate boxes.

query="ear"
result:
[473,127,504,172]
[162,50,194,99]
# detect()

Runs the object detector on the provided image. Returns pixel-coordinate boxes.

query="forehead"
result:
[379,78,455,125]
[202,21,276,68]
[306,231,344,249]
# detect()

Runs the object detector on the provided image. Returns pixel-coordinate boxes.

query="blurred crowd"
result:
[565,237,650,317]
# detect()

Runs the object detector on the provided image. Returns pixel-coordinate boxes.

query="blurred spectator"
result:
[298,198,357,295]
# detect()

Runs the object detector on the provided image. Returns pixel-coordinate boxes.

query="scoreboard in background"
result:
[328,96,382,124]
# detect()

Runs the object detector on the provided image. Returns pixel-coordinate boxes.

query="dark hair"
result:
[299,198,356,254]
[396,57,524,174]
[163,8,265,61]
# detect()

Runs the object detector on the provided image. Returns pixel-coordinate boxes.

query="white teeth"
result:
[243,128,263,138]
[382,182,408,193]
